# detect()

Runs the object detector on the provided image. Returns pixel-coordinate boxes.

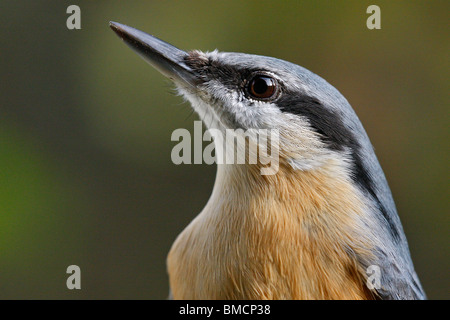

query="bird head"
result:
[109,21,373,180]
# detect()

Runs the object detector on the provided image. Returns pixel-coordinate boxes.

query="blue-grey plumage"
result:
[110,22,425,300]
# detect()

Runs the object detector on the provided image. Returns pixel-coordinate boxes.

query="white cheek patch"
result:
[176,83,350,173]
[176,86,224,131]
[175,56,353,174]
[178,78,283,131]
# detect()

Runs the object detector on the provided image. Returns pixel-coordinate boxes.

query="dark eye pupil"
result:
[253,78,269,94]
[248,75,277,99]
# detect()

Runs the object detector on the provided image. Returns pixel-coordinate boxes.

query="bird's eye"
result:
[246,75,278,100]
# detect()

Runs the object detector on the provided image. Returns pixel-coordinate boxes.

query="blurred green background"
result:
[0,0,448,299]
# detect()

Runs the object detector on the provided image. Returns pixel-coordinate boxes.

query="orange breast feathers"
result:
[167,161,379,300]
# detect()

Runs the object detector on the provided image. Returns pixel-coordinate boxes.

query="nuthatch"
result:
[110,22,425,300]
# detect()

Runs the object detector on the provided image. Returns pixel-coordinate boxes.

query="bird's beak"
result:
[109,21,199,87]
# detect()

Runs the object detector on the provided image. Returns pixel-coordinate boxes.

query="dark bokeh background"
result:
[0,1,448,299]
